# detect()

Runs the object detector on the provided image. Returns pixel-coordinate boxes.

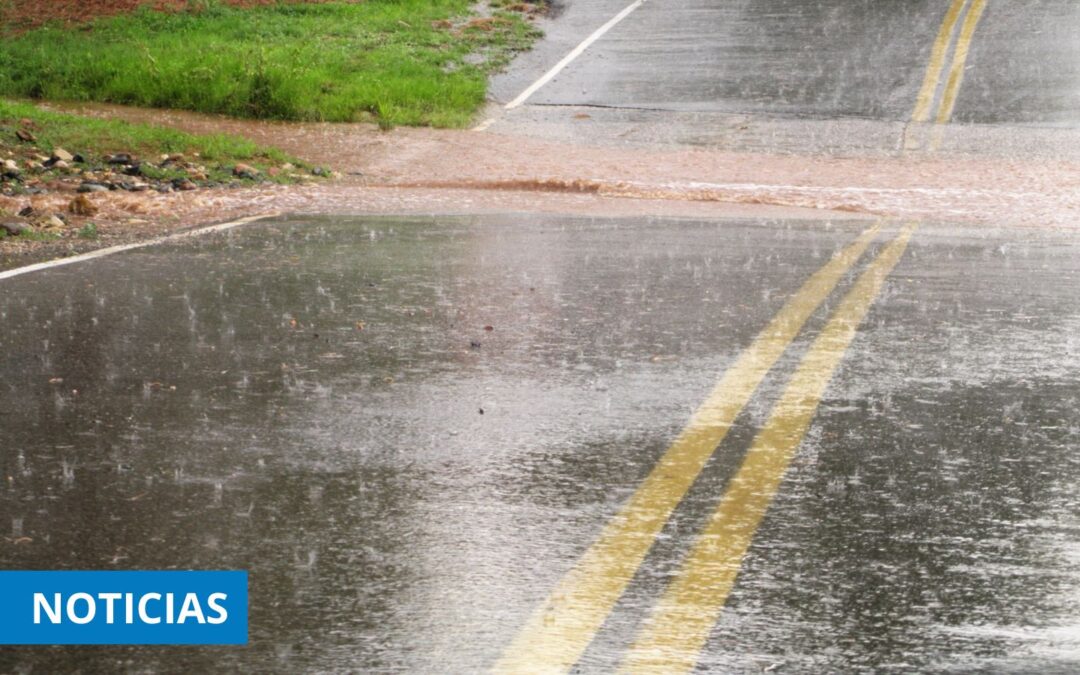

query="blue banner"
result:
[0,571,247,644]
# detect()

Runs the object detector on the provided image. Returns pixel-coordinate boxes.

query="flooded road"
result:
[4,0,1080,671]
[2,215,1079,671]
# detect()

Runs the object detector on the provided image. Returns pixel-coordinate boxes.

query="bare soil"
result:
[0,0,358,30]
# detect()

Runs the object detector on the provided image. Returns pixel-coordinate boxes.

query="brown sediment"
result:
[50,102,1080,231]
[5,100,1080,266]
[394,178,605,194]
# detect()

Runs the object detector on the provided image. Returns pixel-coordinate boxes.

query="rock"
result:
[233,163,259,179]
[18,206,35,217]
[1,220,29,236]
[72,153,86,164]
[173,179,197,191]
[42,215,65,230]
[52,160,70,171]
[16,129,35,143]
[188,170,208,181]
[69,194,99,216]
[122,164,143,177]
[282,163,295,171]
[52,148,74,163]
[107,153,135,165]
[77,182,109,193]
[2,159,19,173]
[312,166,330,177]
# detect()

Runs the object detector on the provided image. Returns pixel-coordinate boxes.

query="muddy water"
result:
[50,103,1080,230]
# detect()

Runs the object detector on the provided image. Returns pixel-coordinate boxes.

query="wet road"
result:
[488,0,1080,154]
[2,215,1080,672]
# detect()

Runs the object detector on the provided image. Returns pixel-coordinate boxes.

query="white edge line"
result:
[504,0,648,110]
[0,212,280,282]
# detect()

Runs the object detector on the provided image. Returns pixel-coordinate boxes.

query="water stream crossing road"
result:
[3,0,1080,673]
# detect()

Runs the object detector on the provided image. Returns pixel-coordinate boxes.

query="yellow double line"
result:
[623,225,915,672]
[495,223,915,673]
[497,4,976,670]
[908,0,990,149]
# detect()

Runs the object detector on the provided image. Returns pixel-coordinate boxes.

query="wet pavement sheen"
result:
[1,215,1079,672]
[488,0,1080,155]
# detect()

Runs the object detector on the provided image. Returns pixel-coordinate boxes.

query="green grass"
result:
[0,1,541,128]
[0,98,306,180]
[7,229,61,242]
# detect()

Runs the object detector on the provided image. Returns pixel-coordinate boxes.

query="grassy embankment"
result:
[0,99,295,172]
[0,0,542,128]
[0,98,307,241]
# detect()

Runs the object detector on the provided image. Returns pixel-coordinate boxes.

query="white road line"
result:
[0,213,279,281]
[504,0,649,110]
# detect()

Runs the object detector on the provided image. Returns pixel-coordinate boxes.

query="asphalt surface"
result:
[1,215,1080,672]
[488,0,1080,155]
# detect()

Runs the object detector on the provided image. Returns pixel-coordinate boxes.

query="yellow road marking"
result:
[912,0,969,123]
[494,225,881,673]
[621,223,916,674]
[935,0,988,124]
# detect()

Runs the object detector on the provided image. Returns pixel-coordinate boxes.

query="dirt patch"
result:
[7,100,1080,268]
[0,0,360,31]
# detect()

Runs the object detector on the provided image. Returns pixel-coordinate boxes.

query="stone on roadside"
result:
[107,153,135,165]
[52,160,70,171]
[1,220,29,236]
[18,206,35,217]
[43,215,65,230]
[69,194,99,216]
[78,182,109,193]
[173,179,198,191]
[233,163,259,179]
[52,148,75,163]
[16,129,36,143]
